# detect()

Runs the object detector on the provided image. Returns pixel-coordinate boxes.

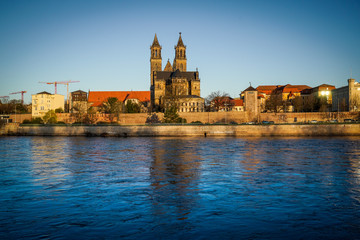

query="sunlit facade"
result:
[32,91,64,117]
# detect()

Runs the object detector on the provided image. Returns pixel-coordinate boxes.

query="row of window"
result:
[34,106,46,111]
[33,99,51,104]
[169,102,203,107]
[179,108,203,112]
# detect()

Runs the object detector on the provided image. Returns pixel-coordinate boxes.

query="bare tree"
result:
[303,95,317,112]
[318,96,328,112]
[350,92,360,111]
[265,94,283,113]
[340,97,348,112]
[292,96,303,112]
[206,91,232,112]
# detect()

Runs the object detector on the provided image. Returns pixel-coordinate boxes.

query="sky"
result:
[0,0,359,104]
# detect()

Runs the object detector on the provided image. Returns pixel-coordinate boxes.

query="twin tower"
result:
[150,33,202,111]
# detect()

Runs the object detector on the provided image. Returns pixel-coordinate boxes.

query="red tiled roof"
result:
[256,85,277,95]
[313,84,335,91]
[88,91,150,107]
[231,99,243,106]
[281,85,311,93]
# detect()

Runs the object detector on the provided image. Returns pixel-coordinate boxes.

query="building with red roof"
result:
[88,91,151,112]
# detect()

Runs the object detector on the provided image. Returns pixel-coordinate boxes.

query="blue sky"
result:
[1,0,359,103]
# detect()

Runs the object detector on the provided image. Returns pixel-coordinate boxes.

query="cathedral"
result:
[150,33,204,112]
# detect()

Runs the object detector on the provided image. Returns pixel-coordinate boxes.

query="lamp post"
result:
[14,103,16,123]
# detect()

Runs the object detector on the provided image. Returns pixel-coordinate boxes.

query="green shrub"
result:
[32,117,44,124]
[55,108,64,113]
[146,113,161,124]
[96,121,109,125]
[43,110,57,124]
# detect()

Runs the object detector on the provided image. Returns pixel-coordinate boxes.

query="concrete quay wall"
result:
[7,111,359,125]
[2,124,360,137]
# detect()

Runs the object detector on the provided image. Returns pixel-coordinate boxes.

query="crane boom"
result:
[39,81,60,94]
[9,91,27,104]
[58,80,80,106]
[39,80,80,109]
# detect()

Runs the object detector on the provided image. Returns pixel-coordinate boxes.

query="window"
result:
[155,50,157,57]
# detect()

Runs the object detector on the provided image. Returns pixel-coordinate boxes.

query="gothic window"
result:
[155,50,158,57]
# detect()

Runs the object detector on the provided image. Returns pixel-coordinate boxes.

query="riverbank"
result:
[1,123,360,137]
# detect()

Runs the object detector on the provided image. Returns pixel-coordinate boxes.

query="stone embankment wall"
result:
[7,111,359,125]
[2,124,360,137]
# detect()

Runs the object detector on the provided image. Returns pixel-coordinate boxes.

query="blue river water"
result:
[0,136,360,239]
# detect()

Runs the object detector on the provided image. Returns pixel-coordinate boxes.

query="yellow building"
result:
[310,84,335,104]
[32,91,64,117]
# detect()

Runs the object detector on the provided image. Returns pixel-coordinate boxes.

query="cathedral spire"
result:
[151,33,161,48]
[164,59,172,71]
[173,32,186,71]
[150,33,162,87]
[176,32,185,47]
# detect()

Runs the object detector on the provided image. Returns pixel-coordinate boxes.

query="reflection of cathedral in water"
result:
[149,139,202,222]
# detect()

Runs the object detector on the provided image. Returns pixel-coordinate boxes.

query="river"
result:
[1,136,360,239]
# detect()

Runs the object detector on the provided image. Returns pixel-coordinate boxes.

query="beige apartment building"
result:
[32,91,64,117]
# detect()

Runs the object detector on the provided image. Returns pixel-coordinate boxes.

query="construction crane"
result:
[0,96,9,104]
[39,80,79,106]
[58,80,80,105]
[9,91,27,104]
[39,81,61,94]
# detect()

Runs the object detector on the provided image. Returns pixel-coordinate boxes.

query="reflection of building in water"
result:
[241,141,263,174]
[343,142,360,181]
[149,140,201,221]
[30,138,70,187]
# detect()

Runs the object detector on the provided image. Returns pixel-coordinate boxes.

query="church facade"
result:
[150,33,204,112]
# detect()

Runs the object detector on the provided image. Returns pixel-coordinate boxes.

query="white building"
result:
[32,91,64,117]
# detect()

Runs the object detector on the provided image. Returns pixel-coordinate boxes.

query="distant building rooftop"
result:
[88,91,150,107]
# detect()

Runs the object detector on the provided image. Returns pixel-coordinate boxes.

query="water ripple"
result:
[0,136,360,239]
